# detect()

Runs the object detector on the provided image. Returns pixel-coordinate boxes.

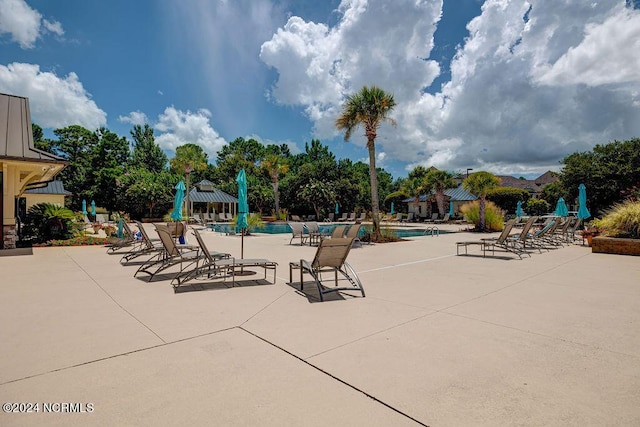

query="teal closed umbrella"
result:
[577,184,591,220]
[91,200,96,217]
[170,180,186,221]
[335,203,339,215]
[236,169,248,259]
[117,218,124,238]
[81,199,87,215]
[448,202,453,217]
[516,200,523,217]
[390,202,395,215]
[555,197,569,217]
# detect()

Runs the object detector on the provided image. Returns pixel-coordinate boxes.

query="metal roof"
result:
[0,93,65,163]
[189,187,238,204]
[402,185,477,203]
[24,180,72,195]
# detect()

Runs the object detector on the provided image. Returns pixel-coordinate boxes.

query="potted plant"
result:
[581,227,601,247]
[92,223,102,234]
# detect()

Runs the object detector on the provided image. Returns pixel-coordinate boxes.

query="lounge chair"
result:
[304,221,325,246]
[291,215,302,222]
[288,222,308,245]
[424,213,439,223]
[106,221,137,254]
[171,229,231,289]
[346,223,363,248]
[120,221,164,264]
[134,224,201,281]
[337,213,348,221]
[434,213,450,223]
[402,212,414,223]
[347,212,356,222]
[504,216,538,254]
[324,213,335,222]
[330,225,347,239]
[288,237,365,301]
[456,219,523,258]
[356,212,366,222]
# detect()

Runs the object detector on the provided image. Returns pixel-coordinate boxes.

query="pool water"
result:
[208,222,451,238]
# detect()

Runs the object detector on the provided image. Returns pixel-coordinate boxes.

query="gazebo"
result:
[188,180,238,219]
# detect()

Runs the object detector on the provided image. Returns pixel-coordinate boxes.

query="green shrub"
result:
[232,213,265,235]
[591,200,640,238]
[525,198,551,216]
[23,203,77,243]
[460,201,505,231]
[486,187,530,214]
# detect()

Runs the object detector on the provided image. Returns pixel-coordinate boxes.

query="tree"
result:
[463,171,501,231]
[170,143,209,218]
[300,179,336,220]
[560,138,640,215]
[51,125,98,210]
[335,85,396,240]
[91,128,130,212]
[423,169,455,216]
[116,168,177,218]
[261,154,289,217]
[130,124,167,173]
[486,187,531,215]
[32,123,53,152]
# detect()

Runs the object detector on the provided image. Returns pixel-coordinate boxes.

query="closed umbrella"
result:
[390,202,395,215]
[335,203,339,215]
[81,199,87,215]
[117,218,124,238]
[577,183,591,220]
[555,197,569,217]
[170,180,186,221]
[448,202,454,217]
[516,200,523,217]
[91,200,96,217]
[236,169,249,259]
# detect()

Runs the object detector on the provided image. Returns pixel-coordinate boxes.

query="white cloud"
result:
[118,111,149,126]
[534,5,640,86]
[261,0,442,142]
[0,0,63,49]
[154,106,227,160]
[261,0,640,175]
[0,62,106,129]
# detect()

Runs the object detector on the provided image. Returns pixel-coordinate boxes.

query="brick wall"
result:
[2,224,16,249]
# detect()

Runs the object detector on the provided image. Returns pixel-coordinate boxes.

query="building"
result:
[21,180,72,212]
[496,171,559,198]
[188,180,238,218]
[1,93,67,253]
[404,185,477,220]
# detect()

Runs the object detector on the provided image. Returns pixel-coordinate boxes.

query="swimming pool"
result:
[208,222,452,238]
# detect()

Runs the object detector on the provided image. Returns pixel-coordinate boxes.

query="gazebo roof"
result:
[188,187,238,204]
[402,185,477,203]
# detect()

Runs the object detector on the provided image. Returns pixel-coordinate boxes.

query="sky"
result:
[0,0,639,179]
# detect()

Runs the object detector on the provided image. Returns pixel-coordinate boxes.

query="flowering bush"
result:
[33,235,108,247]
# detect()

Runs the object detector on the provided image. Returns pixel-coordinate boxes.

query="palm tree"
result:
[261,154,289,218]
[335,85,396,240]
[400,177,424,218]
[423,170,455,217]
[463,171,501,231]
[170,143,208,219]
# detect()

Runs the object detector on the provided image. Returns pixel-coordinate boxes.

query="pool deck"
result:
[1,223,639,426]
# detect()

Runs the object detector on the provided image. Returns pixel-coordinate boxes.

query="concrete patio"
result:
[1,225,639,426]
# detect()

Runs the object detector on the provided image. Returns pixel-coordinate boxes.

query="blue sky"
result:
[1,0,639,179]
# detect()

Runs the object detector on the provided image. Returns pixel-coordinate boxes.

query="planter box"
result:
[592,236,640,256]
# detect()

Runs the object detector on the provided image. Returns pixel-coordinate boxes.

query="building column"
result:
[2,163,17,249]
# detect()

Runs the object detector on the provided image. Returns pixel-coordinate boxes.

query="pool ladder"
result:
[424,226,439,236]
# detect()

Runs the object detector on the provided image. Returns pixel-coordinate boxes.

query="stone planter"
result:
[592,236,640,256]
